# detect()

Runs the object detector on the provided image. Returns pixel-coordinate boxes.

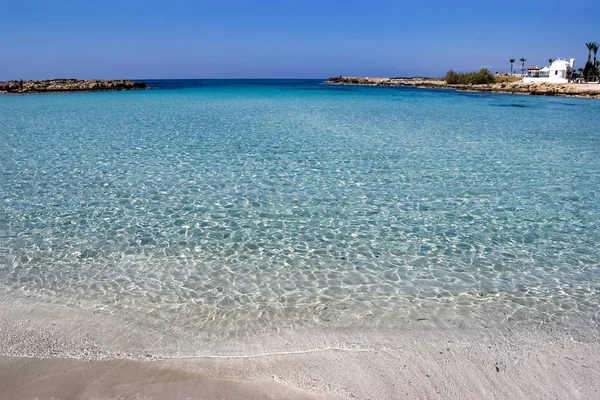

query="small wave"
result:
[493,103,529,108]
[289,87,354,92]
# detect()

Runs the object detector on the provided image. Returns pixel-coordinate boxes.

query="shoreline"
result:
[326,76,600,99]
[4,330,599,400]
[1,297,599,399]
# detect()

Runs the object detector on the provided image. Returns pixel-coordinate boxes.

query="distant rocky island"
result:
[0,79,147,94]
[327,76,600,99]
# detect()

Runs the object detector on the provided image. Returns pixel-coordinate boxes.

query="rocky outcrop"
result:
[0,79,147,93]
[456,82,600,98]
[327,76,447,88]
[326,77,600,99]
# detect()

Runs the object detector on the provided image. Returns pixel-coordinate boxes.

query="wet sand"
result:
[0,356,327,400]
[1,298,599,399]
[1,332,599,399]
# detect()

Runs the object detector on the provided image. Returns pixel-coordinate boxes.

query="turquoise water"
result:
[1,80,599,336]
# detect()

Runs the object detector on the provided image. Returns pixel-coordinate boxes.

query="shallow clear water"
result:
[1,80,599,336]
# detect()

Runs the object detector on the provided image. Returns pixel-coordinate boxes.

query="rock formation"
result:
[0,79,147,93]
[327,77,600,99]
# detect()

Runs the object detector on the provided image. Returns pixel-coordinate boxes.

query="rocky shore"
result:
[327,76,600,99]
[0,79,147,94]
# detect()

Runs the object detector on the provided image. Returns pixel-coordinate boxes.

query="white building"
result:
[523,59,575,83]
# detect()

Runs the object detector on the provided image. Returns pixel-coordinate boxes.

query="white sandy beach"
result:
[1,298,599,399]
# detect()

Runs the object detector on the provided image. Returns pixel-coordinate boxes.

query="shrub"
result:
[444,68,496,85]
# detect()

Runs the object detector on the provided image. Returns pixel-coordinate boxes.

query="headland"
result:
[0,78,147,93]
[327,76,600,98]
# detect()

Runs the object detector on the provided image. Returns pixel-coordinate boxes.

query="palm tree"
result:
[548,58,554,65]
[585,42,594,64]
[584,42,598,81]
[519,58,527,76]
[509,59,515,75]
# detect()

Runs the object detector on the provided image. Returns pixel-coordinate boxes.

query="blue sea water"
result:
[1,80,599,336]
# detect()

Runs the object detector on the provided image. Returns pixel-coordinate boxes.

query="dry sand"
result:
[1,298,599,399]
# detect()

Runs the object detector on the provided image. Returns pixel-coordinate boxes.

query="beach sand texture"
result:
[1,299,599,399]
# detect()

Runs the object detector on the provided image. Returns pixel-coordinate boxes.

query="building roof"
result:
[527,66,541,70]
[550,59,571,70]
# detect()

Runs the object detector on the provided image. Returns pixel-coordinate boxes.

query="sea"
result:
[1,79,599,342]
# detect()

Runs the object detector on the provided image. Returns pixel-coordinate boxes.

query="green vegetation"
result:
[509,59,515,75]
[583,42,599,81]
[494,75,522,83]
[444,68,496,85]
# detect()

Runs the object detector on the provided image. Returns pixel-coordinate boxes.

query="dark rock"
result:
[0,79,148,94]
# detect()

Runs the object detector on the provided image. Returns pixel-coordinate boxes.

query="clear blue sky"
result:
[1,0,599,79]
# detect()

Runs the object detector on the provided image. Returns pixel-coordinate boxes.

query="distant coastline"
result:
[326,76,600,99]
[0,79,147,94]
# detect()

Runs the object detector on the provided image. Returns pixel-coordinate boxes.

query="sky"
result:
[1,0,599,79]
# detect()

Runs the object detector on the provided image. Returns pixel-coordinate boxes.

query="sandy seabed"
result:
[1,297,599,400]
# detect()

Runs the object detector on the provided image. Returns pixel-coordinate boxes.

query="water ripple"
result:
[1,81,599,336]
